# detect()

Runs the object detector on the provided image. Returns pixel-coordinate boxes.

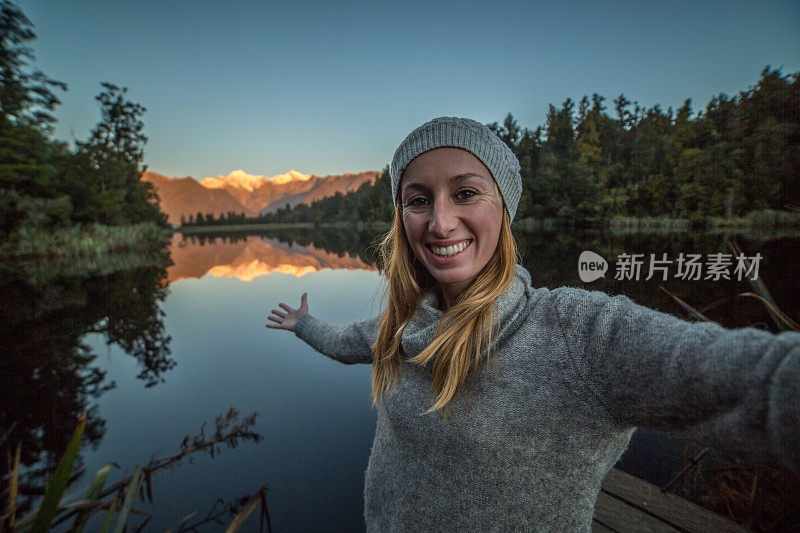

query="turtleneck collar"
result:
[400,264,533,362]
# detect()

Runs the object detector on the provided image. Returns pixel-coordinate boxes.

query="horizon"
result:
[19,0,800,180]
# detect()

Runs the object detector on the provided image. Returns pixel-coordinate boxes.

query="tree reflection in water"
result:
[0,247,174,515]
[5,228,794,522]
[175,226,799,328]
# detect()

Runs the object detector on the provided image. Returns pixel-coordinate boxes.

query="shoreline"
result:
[174,221,391,234]
[174,212,800,237]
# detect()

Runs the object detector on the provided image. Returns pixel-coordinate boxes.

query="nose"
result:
[428,199,457,237]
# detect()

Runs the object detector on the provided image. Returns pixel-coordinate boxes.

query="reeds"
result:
[1,223,169,258]
[511,218,559,232]
[0,223,171,284]
[2,409,269,532]
[608,216,691,233]
[602,209,800,236]
[659,240,800,531]
[681,456,800,531]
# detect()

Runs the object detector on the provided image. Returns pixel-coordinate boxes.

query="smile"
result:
[428,240,471,257]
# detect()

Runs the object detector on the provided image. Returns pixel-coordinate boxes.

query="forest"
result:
[198,67,799,228]
[4,0,797,235]
[0,1,168,253]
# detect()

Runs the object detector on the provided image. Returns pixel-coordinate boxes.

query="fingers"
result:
[266,315,289,329]
[266,294,307,331]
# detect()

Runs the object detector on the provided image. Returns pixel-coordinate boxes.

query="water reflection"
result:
[170,227,799,491]
[512,230,799,331]
[168,232,376,283]
[0,248,173,514]
[5,227,797,526]
[189,227,799,331]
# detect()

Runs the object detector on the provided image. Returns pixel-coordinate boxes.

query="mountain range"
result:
[143,169,380,225]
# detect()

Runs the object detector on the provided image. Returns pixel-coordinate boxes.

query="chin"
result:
[430,270,474,290]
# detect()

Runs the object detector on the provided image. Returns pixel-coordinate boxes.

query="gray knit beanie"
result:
[390,116,523,220]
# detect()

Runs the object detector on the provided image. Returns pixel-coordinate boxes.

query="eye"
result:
[403,196,430,208]
[455,189,477,201]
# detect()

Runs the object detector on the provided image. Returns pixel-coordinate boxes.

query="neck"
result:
[438,286,460,310]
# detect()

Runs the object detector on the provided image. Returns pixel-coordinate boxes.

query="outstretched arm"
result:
[293,313,380,365]
[266,293,378,365]
[551,287,800,473]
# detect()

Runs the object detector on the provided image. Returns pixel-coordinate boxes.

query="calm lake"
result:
[4,226,799,531]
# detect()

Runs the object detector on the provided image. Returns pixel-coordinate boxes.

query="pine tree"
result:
[0,0,68,233]
[75,83,166,226]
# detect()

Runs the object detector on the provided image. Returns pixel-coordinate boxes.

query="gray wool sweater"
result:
[293,265,800,532]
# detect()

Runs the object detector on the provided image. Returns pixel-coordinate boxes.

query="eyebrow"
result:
[401,172,490,193]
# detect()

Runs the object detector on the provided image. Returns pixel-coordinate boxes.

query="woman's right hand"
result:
[266,293,308,332]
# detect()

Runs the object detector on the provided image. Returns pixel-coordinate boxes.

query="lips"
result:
[428,239,471,258]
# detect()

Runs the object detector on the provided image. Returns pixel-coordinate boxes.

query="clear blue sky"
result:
[19,0,800,180]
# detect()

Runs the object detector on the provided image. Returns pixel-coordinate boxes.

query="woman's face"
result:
[400,147,504,304]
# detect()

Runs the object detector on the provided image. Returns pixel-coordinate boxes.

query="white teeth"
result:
[431,241,469,257]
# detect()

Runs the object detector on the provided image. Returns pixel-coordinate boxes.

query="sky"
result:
[19,0,800,181]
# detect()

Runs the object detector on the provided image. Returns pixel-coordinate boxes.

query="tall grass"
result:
[1,223,169,257]
[2,409,269,532]
[607,210,800,236]
[0,223,171,284]
[659,240,800,531]
[608,215,691,233]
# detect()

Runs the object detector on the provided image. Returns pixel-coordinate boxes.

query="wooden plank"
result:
[594,490,679,532]
[600,469,749,533]
[592,518,619,532]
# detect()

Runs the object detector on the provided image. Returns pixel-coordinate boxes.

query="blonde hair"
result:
[371,206,517,415]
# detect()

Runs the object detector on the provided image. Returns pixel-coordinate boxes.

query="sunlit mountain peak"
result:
[199,169,311,191]
[269,169,312,185]
[200,169,268,191]
[207,261,318,281]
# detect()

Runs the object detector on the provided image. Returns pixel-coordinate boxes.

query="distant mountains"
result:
[143,169,380,225]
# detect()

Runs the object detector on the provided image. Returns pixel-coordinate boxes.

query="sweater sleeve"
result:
[551,286,800,473]
[293,313,380,365]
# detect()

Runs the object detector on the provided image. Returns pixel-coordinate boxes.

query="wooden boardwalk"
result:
[592,468,748,532]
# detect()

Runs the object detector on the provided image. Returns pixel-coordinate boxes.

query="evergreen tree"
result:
[242,69,799,225]
[0,0,68,233]
[74,83,166,226]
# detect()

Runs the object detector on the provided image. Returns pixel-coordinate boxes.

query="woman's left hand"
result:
[266,293,308,331]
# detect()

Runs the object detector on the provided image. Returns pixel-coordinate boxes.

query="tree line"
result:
[221,66,797,226]
[0,1,167,241]
[181,170,394,226]
[181,210,248,226]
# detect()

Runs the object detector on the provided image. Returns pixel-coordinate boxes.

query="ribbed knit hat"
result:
[390,117,523,220]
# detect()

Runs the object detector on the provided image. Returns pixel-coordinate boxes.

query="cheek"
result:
[402,214,422,244]
[401,216,423,261]
[474,205,503,235]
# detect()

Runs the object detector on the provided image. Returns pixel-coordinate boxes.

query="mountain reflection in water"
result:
[168,233,376,283]
[3,227,798,529]
[168,228,800,327]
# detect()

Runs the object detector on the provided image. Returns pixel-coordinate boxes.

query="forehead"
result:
[401,147,493,188]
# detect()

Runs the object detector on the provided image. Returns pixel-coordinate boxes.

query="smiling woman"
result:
[266,116,800,532]
[400,148,505,306]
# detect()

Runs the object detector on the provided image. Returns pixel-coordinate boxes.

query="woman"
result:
[267,117,800,531]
